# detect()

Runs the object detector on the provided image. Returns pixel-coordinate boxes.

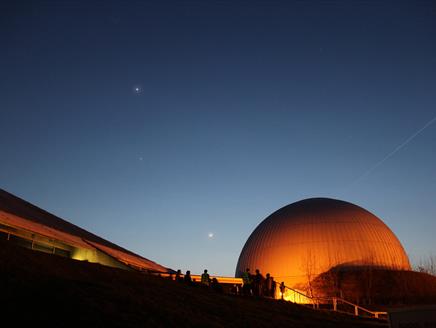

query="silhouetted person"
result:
[184,270,192,284]
[242,268,252,296]
[264,273,274,297]
[272,277,277,298]
[201,269,211,286]
[280,281,286,300]
[211,278,223,293]
[175,269,183,282]
[253,269,264,297]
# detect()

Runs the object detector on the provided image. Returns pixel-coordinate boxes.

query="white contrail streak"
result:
[349,114,436,188]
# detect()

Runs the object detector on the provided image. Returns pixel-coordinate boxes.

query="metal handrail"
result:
[334,297,387,318]
[281,284,387,319]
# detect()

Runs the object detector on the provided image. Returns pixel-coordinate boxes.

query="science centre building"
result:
[236,198,410,299]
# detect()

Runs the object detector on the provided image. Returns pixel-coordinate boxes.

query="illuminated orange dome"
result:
[235,198,410,291]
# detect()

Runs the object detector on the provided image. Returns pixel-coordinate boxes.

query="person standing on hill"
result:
[242,268,252,296]
[175,269,183,282]
[280,281,286,300]
[201,269,211,286]
[184,270,192,285]
[253,269,264,297]
[264,273,274,297]
[211,278,223,293]
[271,276,277,298]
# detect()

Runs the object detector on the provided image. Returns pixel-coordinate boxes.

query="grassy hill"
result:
[0,240,387,327]
[312,265,436,308]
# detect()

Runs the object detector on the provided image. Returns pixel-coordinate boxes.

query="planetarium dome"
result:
[235,198,410,292]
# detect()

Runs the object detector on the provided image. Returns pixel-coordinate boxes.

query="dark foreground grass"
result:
[0,240,387,328]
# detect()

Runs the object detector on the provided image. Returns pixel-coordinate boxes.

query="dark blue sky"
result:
[1,0,435,276]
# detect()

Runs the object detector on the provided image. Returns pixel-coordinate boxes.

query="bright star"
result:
[133,85,142,94]
[208,233,214,238]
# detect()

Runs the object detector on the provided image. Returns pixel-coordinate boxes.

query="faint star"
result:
[139,157,143,161]
[208,232,214,238]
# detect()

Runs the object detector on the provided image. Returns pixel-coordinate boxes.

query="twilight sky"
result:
[1,0,435,276]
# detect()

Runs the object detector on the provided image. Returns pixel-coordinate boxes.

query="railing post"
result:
[354,306,358,316]
[374,312,379,319]
[333,297,337,311]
